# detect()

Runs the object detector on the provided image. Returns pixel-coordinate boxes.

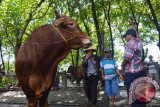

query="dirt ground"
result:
[0,80,160,107]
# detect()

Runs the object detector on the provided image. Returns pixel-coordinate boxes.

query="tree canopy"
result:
[0,0,159,72]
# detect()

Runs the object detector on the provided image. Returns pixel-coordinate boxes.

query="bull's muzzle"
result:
[83,39,92,48]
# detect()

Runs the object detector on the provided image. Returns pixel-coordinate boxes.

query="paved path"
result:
[0,81,160,107]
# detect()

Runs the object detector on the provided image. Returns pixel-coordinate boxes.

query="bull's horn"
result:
[55,10,60,19]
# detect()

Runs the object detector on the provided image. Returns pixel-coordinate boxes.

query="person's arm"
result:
[116,69,124,81]
[154,62,159,72]
[83,51,92,63]
[100,61,105,80]
[82,54,89,65]
[130,21,139,37]
[121,41,134,70]
[100,69,105,80]
[121,59,130,70]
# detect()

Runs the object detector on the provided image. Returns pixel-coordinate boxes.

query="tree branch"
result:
[16,0,46,56]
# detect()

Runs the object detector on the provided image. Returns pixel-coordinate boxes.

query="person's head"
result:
[84,47,96,55]
[123,28,137,42]
[104,48,111,58]
[148,55,153,60]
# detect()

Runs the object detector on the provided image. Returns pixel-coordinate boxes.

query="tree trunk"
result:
[0,66,2,83]
[0,39,5,71]
[102,1,114,58]
[75,1,91,37]
[101,31,104,57]
[90,0,102,55]
[70,51,75,67]
[15,0,46,57]
[7,52,11,72]
[75,49,79,66]
[146,0,160,43]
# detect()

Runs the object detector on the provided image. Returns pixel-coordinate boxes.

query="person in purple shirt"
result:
[82,47,101,107]
[121,28,146,107]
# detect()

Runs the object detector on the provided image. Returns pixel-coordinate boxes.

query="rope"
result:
[24,24,77,46]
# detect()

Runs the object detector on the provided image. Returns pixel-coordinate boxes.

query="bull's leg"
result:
[25,90,38,107]
[39,91,50,107]
[71,75,75,82]
[76,80,81,90]
[20,83,38,107]
[27,99,38,107]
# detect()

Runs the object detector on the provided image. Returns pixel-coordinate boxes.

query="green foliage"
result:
[0,76,17,88]
[0,0,159,70]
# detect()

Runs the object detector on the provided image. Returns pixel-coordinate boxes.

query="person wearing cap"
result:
[121,28,146,107]
[100,48,123,107]
[82,47,101,107]
[147,55,159,83]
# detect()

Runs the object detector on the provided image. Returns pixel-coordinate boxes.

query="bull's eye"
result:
[68,22,73,26]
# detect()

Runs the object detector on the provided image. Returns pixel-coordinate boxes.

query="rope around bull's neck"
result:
[52,24,71,48]
[24,24,77,46]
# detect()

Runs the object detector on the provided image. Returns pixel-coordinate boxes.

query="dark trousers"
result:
[84,75,98,105]
[124,71,146,107]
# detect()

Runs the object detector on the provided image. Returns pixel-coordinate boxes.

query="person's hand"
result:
[85,51,92,59]
[102,75,105,80]
[120,75,124,81]
[84,51,92,62]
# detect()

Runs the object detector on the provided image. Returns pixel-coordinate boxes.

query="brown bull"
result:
[67,65,103,87]
[15,11,91,107]
[67,65,85,87]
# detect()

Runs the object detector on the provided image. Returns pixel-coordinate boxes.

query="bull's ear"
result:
[55,10,60,19]
[54,18,65,27]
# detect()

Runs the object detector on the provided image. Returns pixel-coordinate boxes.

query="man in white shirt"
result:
[147,55,159,83]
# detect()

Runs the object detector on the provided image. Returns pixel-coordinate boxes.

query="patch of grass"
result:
[0,76,17,89]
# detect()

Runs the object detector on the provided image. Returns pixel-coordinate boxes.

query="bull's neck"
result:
[52,48,70,64]
[43,47,70,88]
[48,47,70,74]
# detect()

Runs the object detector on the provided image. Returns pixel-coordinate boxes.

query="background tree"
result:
[0,0,159,73]
[146,0,160,45]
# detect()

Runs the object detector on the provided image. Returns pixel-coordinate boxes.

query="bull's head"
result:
[54,10,92,49]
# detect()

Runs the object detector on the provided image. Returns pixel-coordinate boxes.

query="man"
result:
[121,28,146,107]
[100,48,123,107]
[82,47,101,107]
[147,55,159,82]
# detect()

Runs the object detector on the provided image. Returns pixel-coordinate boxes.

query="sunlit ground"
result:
[0,80,159,107]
